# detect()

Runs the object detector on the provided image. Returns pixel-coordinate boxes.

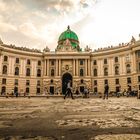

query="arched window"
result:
[126,64,131,73]
[1,86,6,95]
[3,65,7,74]
[80,68,84,76]
[93,68,97,76]
[4,56,8,62]
[104,67,108,76]
[26,68,30,76]
[37,69,41,77]
[15,67,19,75]
[51,69,54,76]
[115,66,119,75]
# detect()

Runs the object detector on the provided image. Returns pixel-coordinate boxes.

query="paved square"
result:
[0,97,140,140]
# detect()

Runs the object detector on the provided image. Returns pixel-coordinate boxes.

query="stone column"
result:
[133,51,136,73]
[76,59,79,76]
[59,59,61,76]
[44,59,46,76]
[88,59,91,76]
[91,59,93,76]
[73,59,75,76]
[56,59,58,76]
[47,59,49,76]
[85,59,87,76]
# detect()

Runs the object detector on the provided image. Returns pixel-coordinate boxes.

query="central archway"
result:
[62,73,72,94]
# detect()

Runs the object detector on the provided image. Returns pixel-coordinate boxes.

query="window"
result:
[51,60,54,65]
[26,87,30,94]
[104,59,107,64]
[115,66,119,75]
[37,69,41,77]
[126,54,130,62]
[38,60,41,66]
[126,64,131,73]
[94,80,97,86]
[37,80,40,86]
[15,58,19,64]
[80,68,84,76]
[137,51,140,58]
[114,57,118,63]
[15,67,19,75]
[27,59,30,65]
[4,56,8,62]
[138,76,140,82]
[51,69,54,76]
[2,78,6,85]
[104,67,108,76]
[15,79,18,85]
[93,60,97,65]
[50,79,53,83]
[93,68,97,76]
[14,86,18,93]
[94,87,98,93]
[115,79,119,85]
[26,80,30,86]
[26,68,30,76]
[80,60,84,65]
[1,86,6,94]
[127,77,131,84]
[36,88,40,94]
[139,63,140,71]
[81,79,84,84]
[104,79,108,85]
[2,65,7,74]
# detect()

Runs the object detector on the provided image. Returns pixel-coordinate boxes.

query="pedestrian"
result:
[23,91,26,97]
[127,85,131,97]
[75,87,79,95]
[103,84,109,99]
[83,86,89,98]
[64,80,74,99]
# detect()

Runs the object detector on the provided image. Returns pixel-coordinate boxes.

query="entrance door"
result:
[80,86,84,93]
[50,86,54,95]
[62,73,72,94]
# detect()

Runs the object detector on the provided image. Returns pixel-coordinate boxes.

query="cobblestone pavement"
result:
[0,97,140,140]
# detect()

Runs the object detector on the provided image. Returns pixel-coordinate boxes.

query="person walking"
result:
[103,84,109,99]
[64,80,74,99]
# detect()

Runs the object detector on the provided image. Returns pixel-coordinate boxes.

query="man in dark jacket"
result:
[103,84,109,99]
[64,80,74,99]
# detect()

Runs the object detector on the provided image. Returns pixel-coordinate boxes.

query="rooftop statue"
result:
[130,36,136,44]
[84,45,92,52]
[43,46,50,52]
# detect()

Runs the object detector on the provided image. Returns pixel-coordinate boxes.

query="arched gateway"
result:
[62,73,72,94]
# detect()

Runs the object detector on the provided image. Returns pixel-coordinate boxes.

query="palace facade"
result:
[0,26,140,95]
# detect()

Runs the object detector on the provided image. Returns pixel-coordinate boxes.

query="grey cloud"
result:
[0,0,99,50]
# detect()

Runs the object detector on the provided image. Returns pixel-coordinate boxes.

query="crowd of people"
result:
[1,82,140,99]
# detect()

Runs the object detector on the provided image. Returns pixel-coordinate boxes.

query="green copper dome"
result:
[58,26,79,43]
[57,26,81,51]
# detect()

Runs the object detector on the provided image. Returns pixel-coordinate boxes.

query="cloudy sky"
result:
[0,0,140,51]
